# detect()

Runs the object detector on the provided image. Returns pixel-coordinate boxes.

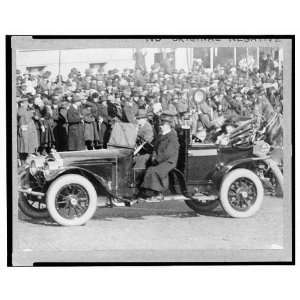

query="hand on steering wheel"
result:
[133,142,146,156]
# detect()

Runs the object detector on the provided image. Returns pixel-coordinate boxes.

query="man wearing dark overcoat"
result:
[51,95,60,150]
[81,96,99,150]
[56,97,69,151]
[97,96,110,148]
[67,95,85,151]
[140,112,179,201]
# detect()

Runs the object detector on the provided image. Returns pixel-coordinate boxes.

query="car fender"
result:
[45,166,113,197]
[263,157,284,193]
[212,156,271,186]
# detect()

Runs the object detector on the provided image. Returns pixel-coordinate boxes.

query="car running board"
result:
[164,194,218,202]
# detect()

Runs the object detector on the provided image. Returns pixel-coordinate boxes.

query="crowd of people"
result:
[16,53,283,165]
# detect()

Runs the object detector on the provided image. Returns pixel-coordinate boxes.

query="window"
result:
[214,48,234,67]
[26,66,46,74]
[89,63,106,69]
[193,47,211,68]
[154,50,175,72]
[236,48,247,65]
[89,63,106,73]
[236,47,258,69]
[154,52,163,64]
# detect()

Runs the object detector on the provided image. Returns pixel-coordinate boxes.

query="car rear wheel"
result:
[46,174,97,226]
[220,168,264,218]
[185,199,219,213]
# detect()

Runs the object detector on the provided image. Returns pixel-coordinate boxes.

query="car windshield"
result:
[107,122,138,149]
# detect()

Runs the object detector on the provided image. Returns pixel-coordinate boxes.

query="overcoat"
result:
[82,103,100,142]
[56,106,69,151]
[97,102,110,147]
[17,106,39,154]
[36,106,56,149]
[52,106,59,149]
[141,129,179,192]
[67,105,85,151]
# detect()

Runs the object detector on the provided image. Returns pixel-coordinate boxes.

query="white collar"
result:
[162,128,171,135]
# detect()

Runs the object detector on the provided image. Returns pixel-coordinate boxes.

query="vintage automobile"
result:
[18,120,283,226]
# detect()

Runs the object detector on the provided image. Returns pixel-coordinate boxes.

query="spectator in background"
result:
[67,94,85,151]
[56,96,69,151]
[35,95,55,155]
[16,50,283,160]
[17,97,39,164]
[81,94,99,150]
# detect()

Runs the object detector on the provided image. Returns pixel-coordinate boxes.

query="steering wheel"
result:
[133,142,146,156]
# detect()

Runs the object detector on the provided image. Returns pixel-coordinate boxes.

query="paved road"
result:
[13,196,284,264]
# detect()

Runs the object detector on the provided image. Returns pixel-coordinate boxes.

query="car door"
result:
[187,143,219,184]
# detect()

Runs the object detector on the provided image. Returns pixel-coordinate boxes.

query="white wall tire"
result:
[46,174,97,226]
[220,168,264,218]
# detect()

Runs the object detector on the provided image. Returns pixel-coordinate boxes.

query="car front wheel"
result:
[18,170,49,219]
[46,174,97,226]
[220,168,264,218]
[19,193,49,219]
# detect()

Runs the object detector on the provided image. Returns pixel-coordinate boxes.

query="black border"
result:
[6,35,295,267]
[6,36,13,267]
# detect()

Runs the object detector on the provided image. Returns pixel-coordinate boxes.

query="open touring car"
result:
[18,120,283,226]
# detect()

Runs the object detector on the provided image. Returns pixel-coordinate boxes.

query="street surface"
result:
[13,196,284,264]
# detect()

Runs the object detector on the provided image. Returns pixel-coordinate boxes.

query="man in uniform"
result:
[139,111,179,201]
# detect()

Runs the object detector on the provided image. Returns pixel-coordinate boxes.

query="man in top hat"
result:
[139,111,179,201]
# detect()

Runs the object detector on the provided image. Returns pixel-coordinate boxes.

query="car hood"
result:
[57,148,133,165]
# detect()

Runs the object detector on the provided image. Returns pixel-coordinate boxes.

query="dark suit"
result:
[67,105,85,151]
[97,102,110,148]
[141,129,179,192]
[56,106,69,151]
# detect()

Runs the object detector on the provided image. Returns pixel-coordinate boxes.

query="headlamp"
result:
[253,141,271,157]
[43,161,61,176]
[29,161,37,176]
[29,157,45,176]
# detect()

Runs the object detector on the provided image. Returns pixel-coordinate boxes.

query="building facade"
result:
[16,47,283,79]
